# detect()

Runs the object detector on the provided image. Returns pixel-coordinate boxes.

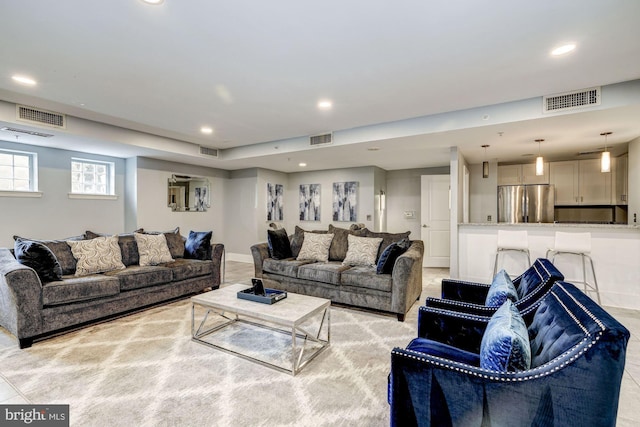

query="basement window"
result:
[70,158,115,197]
[0,148,39,194]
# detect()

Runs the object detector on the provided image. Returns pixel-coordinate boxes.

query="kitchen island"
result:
[457,222,640,309]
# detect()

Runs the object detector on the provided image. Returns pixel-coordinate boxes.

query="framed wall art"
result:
[332,181,357,221]
[299,184,321,221]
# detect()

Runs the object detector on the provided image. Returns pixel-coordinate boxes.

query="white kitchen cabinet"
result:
[549,159,612,205]
[498,163,549,185]
[615,153,628,205]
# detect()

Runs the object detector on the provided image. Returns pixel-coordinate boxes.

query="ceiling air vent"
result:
[199,146,219,158]
[1,126,54,138]
[310,133,333,146]
[16,105,66,128]
[543,87,600,113]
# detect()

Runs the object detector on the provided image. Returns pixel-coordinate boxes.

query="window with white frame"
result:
[71,158,115,195]
[0,149,38,191]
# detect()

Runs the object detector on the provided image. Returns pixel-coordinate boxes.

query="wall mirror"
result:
[167,174,210,212]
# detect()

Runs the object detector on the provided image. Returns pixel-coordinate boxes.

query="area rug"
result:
[0,295,430,427]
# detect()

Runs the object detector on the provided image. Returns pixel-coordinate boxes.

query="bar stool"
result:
[493,230,531,278]
[546,231,600,304]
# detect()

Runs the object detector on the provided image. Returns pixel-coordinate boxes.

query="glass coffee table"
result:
[191,283,330,376]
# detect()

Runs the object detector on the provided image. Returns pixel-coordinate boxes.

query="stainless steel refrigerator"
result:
[497,184,555,223]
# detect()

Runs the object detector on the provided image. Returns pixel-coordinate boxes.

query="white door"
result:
[421,175,450,267]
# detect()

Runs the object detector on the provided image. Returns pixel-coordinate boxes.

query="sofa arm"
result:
[440,278,490,304]
[210,243,224,287]
[250,242,270,278]
[417,306,487,353]
[390,240,424,320]
[0,248,44,343]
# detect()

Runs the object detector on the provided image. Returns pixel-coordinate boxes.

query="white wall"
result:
[0,140,125,247]
[134,157,228,244]
[469,161,498,223]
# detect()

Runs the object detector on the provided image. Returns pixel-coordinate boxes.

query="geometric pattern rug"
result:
[0,295,428,426]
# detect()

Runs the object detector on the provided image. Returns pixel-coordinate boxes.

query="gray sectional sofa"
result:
[251,225,424,321]
[0,231,223,348]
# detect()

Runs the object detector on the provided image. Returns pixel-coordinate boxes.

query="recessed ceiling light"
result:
[299,162,307,167]
[551,43,576,56]
[200,126,213,135]
[141,0,164,5]
[317,100,332,110]
[367,147,380,151]
[12,75,36,86]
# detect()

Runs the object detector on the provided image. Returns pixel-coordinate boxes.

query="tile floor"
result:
[0,261,638,426]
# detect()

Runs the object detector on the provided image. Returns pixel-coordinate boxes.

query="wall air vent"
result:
[199,146,219,158]
[1,126,54,138]
[543,87,600,113]
[16,105,66,128]
[310,133,333,146]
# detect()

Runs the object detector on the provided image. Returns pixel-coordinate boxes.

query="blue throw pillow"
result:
[485,269,518,307]
[406,337,480,366]
[184,230,213,260]
[267,228,292,260]
[480,300,531,372]
[376,238,411,274]
[14,238,63,283]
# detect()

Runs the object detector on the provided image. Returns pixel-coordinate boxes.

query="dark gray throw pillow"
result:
[184,230,213,260]
[267,228,292,259]
[14,238,63,283]
[376,238,411,274]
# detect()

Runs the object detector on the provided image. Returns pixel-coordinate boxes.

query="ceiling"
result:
[1,0,640,172]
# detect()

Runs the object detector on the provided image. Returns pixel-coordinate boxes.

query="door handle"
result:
[422,225,429,228]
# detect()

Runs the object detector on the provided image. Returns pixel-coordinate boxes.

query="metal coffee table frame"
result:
[191,284,330,376]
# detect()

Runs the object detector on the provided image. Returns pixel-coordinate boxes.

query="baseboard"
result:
[226,252,253,263]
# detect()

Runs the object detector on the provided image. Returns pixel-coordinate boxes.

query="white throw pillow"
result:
[134,233,174,266]
[342,234,383,267]
[296,232,334,262]
[67,235,126,276]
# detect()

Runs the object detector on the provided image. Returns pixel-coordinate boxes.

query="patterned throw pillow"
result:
[480,299,531,372]
[134,233,174,266]
[342,234,383,267]
[485,269,519,307]
[67,235,126,276]
[296,232,334,263]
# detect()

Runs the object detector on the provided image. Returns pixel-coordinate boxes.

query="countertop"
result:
[459,222,640,230]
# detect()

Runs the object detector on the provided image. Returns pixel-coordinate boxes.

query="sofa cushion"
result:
[297,262,351,285]
[164,259,213,282]
[485,269,518,307]
[105,265,173,291]
[341,266,393,292]
[67,235,126,276]
[297,232,334,263]
[184,230,212,261]
[406,337,480,366]
[480,300,531,372]
[290,226,327,258]
[42,275,121,306]
[85,229,145,266]
[355,228,411,261]
[263,258,314,279]
[376,238,411,275]
[342,235,383,267]
[267,228,292,260]
[327,224,354,261]
[13,235,81,275]
[134,233,174,266]
[14,238,63,283]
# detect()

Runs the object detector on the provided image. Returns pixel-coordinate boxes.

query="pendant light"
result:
[535,139,545,176]
[600,131,612,173]
[481,145,490,178]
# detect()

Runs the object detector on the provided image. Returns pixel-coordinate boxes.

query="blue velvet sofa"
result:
[424,258,564,317]
[389,281,630,427]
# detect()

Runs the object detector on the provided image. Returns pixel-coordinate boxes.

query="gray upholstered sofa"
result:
[251,225,424,321]
[0,231,223,348]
